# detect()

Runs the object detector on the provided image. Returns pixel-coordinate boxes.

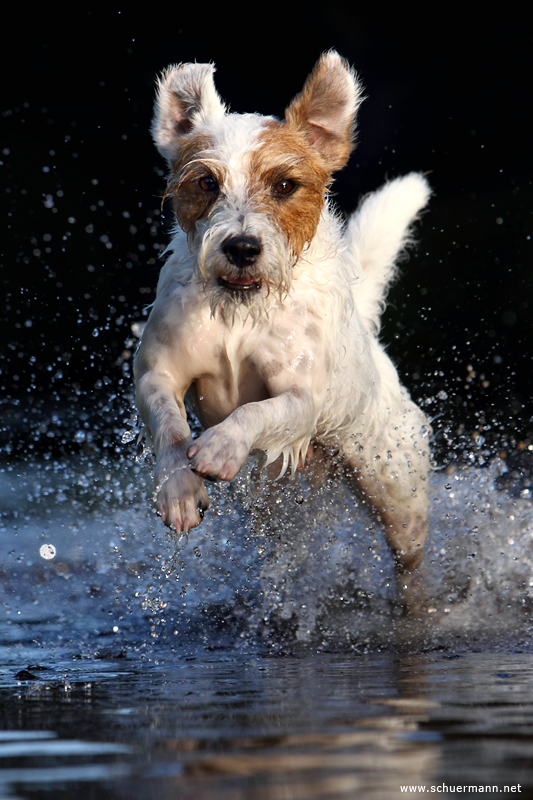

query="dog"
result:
[134,51,431,582]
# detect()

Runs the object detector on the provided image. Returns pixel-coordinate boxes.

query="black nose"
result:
[222,235,262,268]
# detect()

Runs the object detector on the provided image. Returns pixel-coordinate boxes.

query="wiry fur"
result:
[134,51,432,581]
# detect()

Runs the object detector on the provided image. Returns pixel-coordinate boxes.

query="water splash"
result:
[2,393,533,652]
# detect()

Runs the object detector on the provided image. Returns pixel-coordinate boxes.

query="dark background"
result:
[1,9,531,462]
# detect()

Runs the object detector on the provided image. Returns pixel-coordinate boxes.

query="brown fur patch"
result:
[261,359,284,379]
[165,133,224,236]
[305,322,321,341]
[250,122,330,259]
[284,53,356,172]
[155,320,175,348]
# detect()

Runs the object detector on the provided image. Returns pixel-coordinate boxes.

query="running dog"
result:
[134,51,431,577]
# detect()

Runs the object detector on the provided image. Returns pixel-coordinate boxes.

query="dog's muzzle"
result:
[218,234,262,293]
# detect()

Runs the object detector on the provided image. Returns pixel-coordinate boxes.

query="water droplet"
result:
[39,544,56,560]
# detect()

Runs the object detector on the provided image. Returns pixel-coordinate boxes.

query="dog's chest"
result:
[189,309,324,428]
[192,332,269,427]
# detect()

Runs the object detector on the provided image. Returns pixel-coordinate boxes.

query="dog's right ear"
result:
[151,63,226,164]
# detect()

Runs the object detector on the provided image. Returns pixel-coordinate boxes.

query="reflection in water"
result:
[1,651,533,797]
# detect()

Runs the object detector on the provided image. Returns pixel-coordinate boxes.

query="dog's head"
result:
[151,52,363,321]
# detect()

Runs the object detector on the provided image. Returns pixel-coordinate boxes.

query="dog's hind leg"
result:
[340,392,431,607]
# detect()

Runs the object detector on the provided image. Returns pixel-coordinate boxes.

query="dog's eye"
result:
[198,175,218,193]
[274,179,296,196]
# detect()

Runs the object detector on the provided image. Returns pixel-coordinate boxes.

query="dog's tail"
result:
[346,172,431,333]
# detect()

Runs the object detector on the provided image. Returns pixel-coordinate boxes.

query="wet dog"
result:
[134,51,431,578]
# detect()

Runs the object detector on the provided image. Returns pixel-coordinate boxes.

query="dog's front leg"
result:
[188,388,316,481]
[155,442,210,534]
[136,374,209,533]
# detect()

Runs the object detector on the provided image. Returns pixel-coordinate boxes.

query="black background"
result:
[1,8,531,460]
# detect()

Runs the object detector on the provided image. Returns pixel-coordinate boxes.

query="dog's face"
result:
[151,52,362,321]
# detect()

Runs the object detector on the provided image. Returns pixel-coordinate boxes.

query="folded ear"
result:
[151,62,226,164]
[285,51,363,172]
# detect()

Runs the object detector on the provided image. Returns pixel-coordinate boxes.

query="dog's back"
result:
[346,172,430,334]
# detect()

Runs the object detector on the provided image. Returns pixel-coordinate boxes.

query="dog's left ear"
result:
[285,51,363,172]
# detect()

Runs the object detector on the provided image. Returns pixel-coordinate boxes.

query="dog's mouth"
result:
[217,275,261,293]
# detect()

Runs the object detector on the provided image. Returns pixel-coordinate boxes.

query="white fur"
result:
[347,172,431,333]
[135,53,432,574]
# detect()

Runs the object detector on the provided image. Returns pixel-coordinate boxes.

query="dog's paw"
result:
[155,466,209,533]
[187,423,250,482]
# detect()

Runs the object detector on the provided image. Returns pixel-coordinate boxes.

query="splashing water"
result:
[2,391,532,655]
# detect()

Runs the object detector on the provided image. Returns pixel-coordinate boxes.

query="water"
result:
[1,398,533,797]
[2,650,533,798]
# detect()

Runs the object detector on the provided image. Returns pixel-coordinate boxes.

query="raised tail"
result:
[346,172,431,333]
